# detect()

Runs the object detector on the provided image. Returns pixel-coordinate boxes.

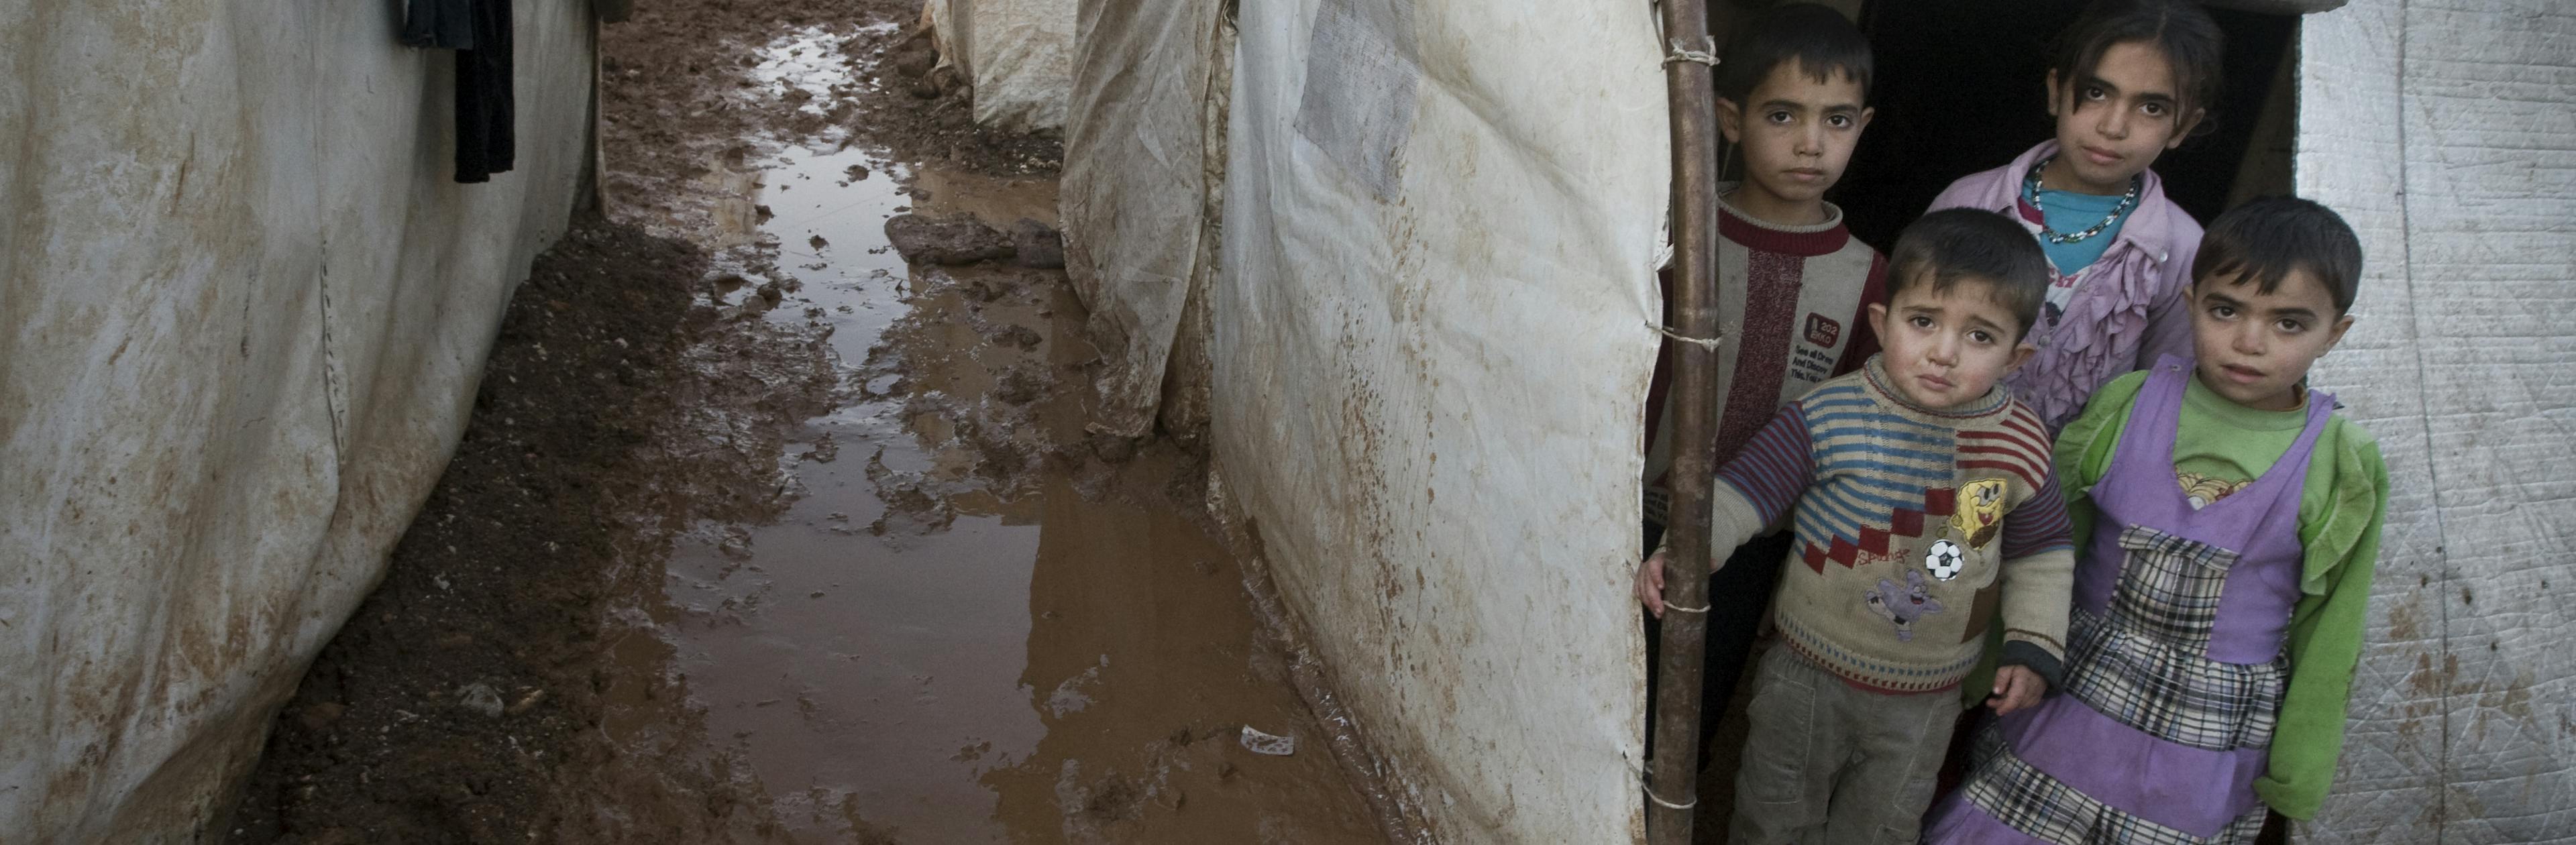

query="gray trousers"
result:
[1729,644,1961,845]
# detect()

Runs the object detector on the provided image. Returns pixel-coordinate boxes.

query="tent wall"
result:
[1214,0,1668,840]
[0,2,596,839]
[927,0,1075,131]
[1057,0,1230,438]
[2295,1,2575,841]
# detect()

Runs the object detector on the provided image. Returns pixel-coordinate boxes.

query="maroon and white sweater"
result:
[1644,188,1888,525]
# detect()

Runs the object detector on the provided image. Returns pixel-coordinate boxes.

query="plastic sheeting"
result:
[926,0,1074,131]
[1056,0,1230,437]
[1214,0,1668,840]
[0,3,595,839]
[2293,1,2575,841]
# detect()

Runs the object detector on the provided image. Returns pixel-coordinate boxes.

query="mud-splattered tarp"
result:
[0,3,596,839]
[926,0,1073,131]
[1213,0,1668,840]
[2294,1,2576,842]
[1056,0,1230,437]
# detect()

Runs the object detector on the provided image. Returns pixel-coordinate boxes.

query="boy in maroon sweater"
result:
[1639,2,1890,762]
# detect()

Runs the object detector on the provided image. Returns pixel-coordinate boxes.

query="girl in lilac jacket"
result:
[1927,0,2225,431]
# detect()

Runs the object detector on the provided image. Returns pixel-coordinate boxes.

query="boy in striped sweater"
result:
[1636,209,2078,844]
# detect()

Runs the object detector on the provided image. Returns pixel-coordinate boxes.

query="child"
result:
[1637,1,1889,763]
[1638,209,2075,844]
[1927,0,2226,431]
[1922,197,2389,844]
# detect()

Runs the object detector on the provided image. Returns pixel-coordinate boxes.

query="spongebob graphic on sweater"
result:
[1953,477,2008,549]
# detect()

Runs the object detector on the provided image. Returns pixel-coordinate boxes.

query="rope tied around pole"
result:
[1646,785,1699,811]
[1648,322,1723,350]
[1663,36,1719,66]
[1648,543,1712,613]
[1640,765,1701,809]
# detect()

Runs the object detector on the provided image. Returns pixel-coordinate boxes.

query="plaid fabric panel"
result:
[2061,608,2289,751]
[2065,525,2290,751]
[1961,727,2271,845]
[2106,525,2235,649]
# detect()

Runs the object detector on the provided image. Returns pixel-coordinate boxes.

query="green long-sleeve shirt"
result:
[2055,370,2390,820]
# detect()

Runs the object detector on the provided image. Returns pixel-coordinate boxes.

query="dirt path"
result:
[225,2,1389,843]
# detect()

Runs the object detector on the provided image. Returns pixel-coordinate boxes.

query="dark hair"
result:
[1888,209,2054,339]
[2049,0,2224,136]
[2193,196,2365,314]
[1715,3,1873,104]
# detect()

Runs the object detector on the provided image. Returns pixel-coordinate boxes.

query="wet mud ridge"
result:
[226,1,1390,843]
[221,221,734,844]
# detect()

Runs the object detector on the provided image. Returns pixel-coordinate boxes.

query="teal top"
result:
[2028,187,2132,276]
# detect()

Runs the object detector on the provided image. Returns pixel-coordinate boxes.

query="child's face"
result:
[2190,268,2355,411]
[1718,59,1872,224]
[2041,40,2204,195]
[1866,274,2037,410]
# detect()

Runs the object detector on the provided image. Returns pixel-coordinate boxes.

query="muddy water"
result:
[600,134,1385,843]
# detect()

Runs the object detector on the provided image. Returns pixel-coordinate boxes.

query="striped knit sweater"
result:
[1641,188,1886,526]
[1707,355,2076,693]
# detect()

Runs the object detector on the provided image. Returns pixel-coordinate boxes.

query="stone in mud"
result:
[994,369,1044,405]
[993,324,1043,350]
[1088,431,1140,464]
[928,66,967,96]
[297,701,346,732]
[893,47,936,80]
[1010,218,1065,269]
[458,683,505,719]
[885,214,1014,266]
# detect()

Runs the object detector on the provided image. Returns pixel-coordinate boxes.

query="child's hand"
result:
[1988,665,2048,715]
[1635,549,1668,618]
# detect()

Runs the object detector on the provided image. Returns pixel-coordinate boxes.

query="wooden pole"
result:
[1647,0,1719,841]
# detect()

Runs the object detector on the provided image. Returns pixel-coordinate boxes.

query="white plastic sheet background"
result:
[2294,1,2575,841]
[1215,0,1668,840]
[0,3,595,838]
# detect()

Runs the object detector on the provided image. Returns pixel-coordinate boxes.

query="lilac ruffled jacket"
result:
[1927,141,2202,432]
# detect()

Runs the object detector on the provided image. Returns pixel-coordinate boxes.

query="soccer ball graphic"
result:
[1923,539,1966,581]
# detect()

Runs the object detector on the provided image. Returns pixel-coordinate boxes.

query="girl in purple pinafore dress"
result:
[1923,357,2330,844]
[1927,195,2391,845]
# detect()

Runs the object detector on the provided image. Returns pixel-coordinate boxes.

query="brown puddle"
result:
[596,134,1386,843]
[222,6,1389,844]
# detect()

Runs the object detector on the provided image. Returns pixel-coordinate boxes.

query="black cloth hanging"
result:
[451,0,515,183]
[402,0,475,49]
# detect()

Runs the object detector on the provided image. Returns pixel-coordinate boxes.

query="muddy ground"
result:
[225,1,1392,843]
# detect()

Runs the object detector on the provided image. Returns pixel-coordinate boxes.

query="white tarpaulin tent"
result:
[1,2,597,839]
[2292,1,2575,840]
[1218,0,1670,839]
[1051,5,1743,842]
[1064,0,2575,842]
[926,0,1075,131]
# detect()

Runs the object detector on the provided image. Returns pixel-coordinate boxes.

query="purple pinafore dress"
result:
[1923,357,2330,844]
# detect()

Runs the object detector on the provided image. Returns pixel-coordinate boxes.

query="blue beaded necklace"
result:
[2024,154,2143,245]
